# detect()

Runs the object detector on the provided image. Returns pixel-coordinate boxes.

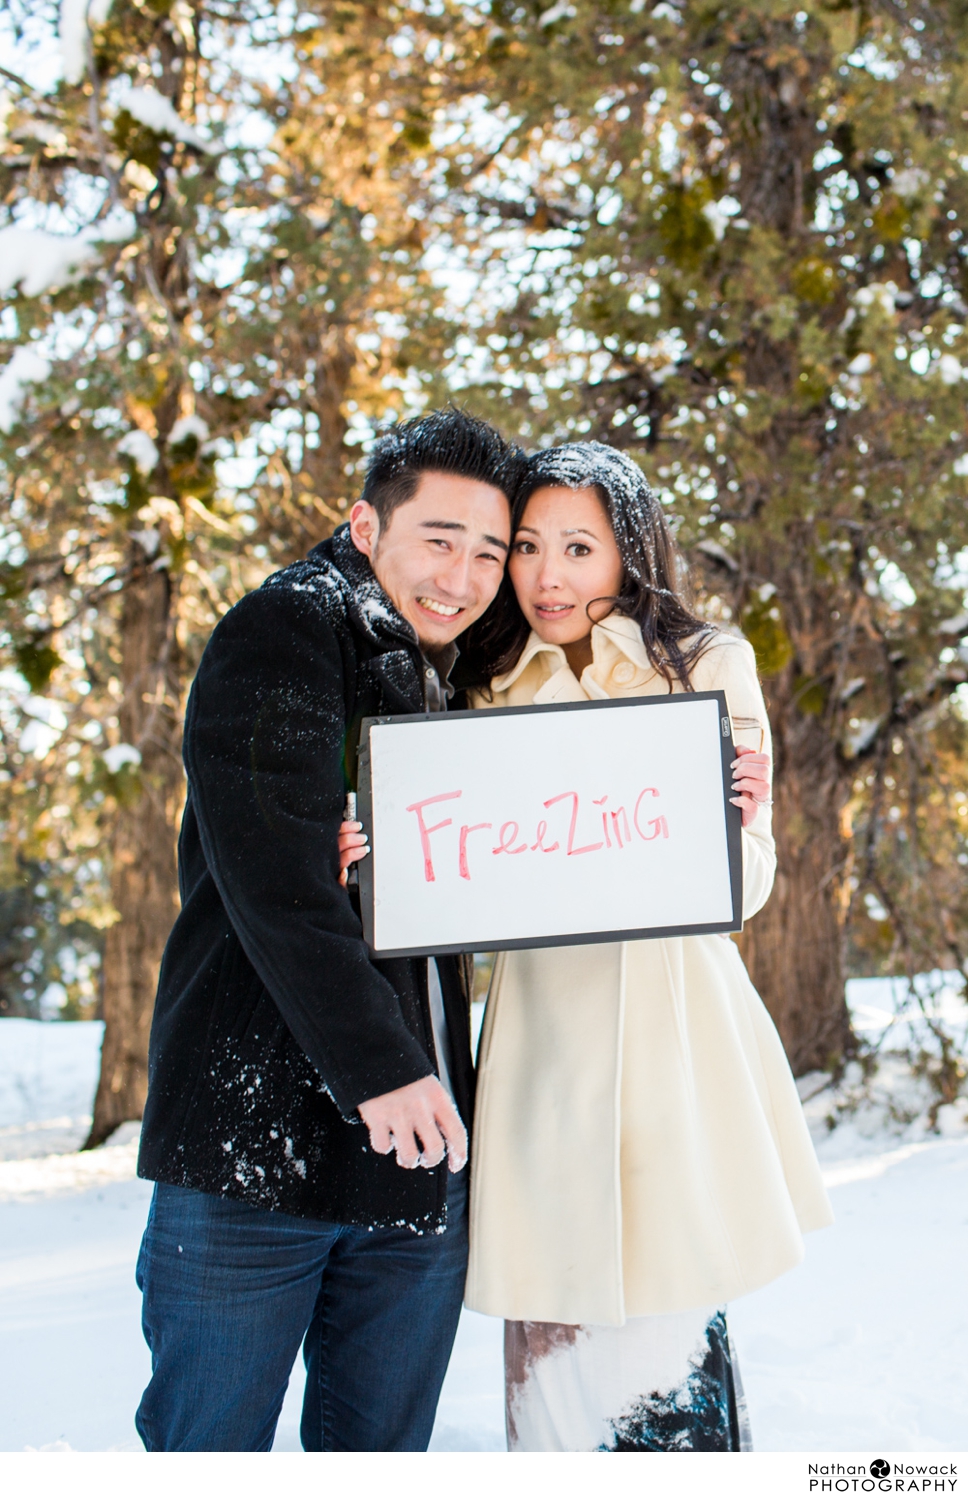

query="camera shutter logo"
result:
[870,1460,890,1479]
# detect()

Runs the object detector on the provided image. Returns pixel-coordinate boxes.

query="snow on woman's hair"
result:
[523,441,665,586]
[463,438,718,692]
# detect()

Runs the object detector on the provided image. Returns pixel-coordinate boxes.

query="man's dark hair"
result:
[361,407,524,526]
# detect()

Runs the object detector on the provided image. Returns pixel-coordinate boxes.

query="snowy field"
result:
[1,985,967,1454]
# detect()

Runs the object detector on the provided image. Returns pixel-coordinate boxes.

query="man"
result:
[135,408,522,1451]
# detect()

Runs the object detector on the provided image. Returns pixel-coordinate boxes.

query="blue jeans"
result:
[135,1168,468,1452]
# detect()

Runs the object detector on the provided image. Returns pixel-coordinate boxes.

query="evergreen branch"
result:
[0,63,41,96]
[849,670,968,767]
[461,194,584,230]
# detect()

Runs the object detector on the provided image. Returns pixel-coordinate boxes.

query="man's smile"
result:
[416,596,463,618]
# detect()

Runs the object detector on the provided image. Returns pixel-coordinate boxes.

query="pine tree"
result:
[437,0,968,1073]
[5,0,965,1104]
[0,0,470,1138]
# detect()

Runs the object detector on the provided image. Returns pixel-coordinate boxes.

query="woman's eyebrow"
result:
[513,525,599,539]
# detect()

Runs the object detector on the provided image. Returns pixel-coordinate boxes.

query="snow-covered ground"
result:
[1,990,967,1453]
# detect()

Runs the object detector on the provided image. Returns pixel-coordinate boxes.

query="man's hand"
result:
[357,1076,468,1173]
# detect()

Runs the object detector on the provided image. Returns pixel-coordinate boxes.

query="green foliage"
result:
[111,110,163,174]
[742,591,795,678]
[14,640,62,694]
[424,0,968,1035]
[791,258,838,307]
[1,0,966,1059]
[0,0,479,1017]
[656,180,716,270]
[793,675,830,718]
[0,857,103,1021]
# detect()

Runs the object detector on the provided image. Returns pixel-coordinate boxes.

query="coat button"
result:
[425,667,436,679]
[612,661,636,684]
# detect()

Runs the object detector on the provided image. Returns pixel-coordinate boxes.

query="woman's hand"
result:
[338,819,370,888]
[730,745,772,829]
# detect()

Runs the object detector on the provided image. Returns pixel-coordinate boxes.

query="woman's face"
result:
[508,484,624,645]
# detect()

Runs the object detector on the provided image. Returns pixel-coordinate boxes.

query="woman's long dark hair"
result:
[456,441,716,694]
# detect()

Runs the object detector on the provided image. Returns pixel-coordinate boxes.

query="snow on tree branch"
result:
[0,211,135,298]
[0,346,51,433]
[117,430,159,477]
[167,414,210,448]
[116,87,217,155]
[59,0,113,87]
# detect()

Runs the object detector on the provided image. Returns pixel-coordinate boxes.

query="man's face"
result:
[349,471,511,648]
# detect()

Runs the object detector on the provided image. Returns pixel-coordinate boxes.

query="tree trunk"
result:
[738,694,855,1076]
[84,547,182,1149]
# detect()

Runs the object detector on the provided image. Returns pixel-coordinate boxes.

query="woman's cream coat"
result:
[465,615,833,1326]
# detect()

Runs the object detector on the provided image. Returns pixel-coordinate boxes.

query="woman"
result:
[341,442,832,1452]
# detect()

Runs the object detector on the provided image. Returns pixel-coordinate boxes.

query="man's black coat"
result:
[138,526,474,1231]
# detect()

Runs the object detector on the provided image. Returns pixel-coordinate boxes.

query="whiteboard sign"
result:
[357,692,742,958]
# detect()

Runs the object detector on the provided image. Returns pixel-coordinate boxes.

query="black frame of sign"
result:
[356,690,744,959]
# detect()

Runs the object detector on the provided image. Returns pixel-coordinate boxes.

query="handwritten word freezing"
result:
[404,789,669,883]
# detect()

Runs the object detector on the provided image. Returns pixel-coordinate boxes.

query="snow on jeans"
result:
[134,1166,468,1452]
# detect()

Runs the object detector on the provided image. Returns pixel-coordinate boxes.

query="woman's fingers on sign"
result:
[729,745,770,777]
[730,747,771,795]
[729,745,772,829]
[732,774,770,797]
[338,819,369,869]
[730,795,761,828]
[337,818,368,887]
